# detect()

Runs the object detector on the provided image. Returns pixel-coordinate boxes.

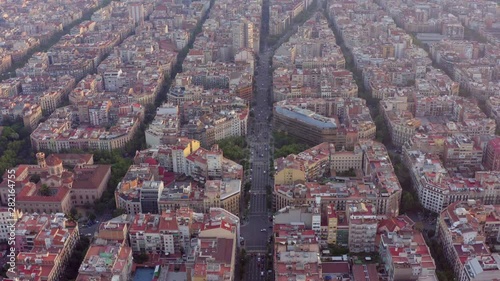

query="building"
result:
[140,181,164,214]
[96,221,129,243]
[76,241,133,281]
[1,153,111,213]
[274,140,402,217]
[404,149,500,213]
[145,103,180,147]
[116,139,243,215]
[347,203,378,253]
[128,2,145,25]
[0,207,22,242]
[30,104,144,152]
[183,108,249,147]
[127,207,240,260]
[443,134,483,173]
[8,213,79,281]
[274,142,363,185]
[378,216,437,281]
[325,204,338,245]
[352,264,379,281]
[128,212,181,256]
[193,211,239,281]
[203,180,241,216]
[273,223,322,281]
[273,104,343,148]
[484,137,500,171]
[273,98,376,149]
[437,201,500,281]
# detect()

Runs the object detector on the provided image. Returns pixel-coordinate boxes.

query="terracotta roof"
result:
[322,262,349,274]
[45,154,62,166]
[72,165,111,190]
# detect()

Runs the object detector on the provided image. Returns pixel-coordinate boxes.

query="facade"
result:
[274,140,402,217]
[273,98,375,149]
[30,104,144,153]
[145,103,180,147]
[443,134,483,174]
[0,153,110,213]
[127,207,240,259]
[326,204,338,245]
[129,212,181,256]
[9,213,79,281]
[484,137,500,171]
[404,149,500,213]
[378,216,437,281]
[116,139,243,215]
[347,203,378,253]
[193,213,238,281]
[274,142,363,185]
[273,223,322,281]
[76,242,133,281]
[381,96,495,149]
[437,201,500,281]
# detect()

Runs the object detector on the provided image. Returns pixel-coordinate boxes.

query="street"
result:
[241,47,274,255]
[240,1,275,277]
[240,1,325,280]
[78,212,113,237]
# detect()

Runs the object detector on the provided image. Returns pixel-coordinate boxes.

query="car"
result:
[261,272,265,277]
[260,228,267,232]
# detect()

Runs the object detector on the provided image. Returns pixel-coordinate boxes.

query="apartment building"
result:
[116,140,242,215]
[381,96,496,148]
[484,137,500,171]
[347,203,378,253]
[274,140,402,216]
[183,108,249,147]
[129,212,181,256]
[326,204,338,245]
[76,241,133,281]
[404,149,500,213]
[9,213,79,281]
[30,104,144,152]
[145,103,180,147]
[437,201,500,281]
[378,216,437,281]
[0,207,22,242]
[203,180,241,216]
[273,223,322,281]
[443,134,483,174]
[193,212,238,281]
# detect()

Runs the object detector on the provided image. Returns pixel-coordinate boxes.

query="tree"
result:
[400,191,417,213]
[337,168,356,177]
[328,244,349,256]
[216,136,248,163]
[29,174,41,184]
[62,236,91,280]
[112,208,127,217]
[39,184,51,196]
[88,213,96,222]
[414,222,424,232]
[133,252,149,264]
